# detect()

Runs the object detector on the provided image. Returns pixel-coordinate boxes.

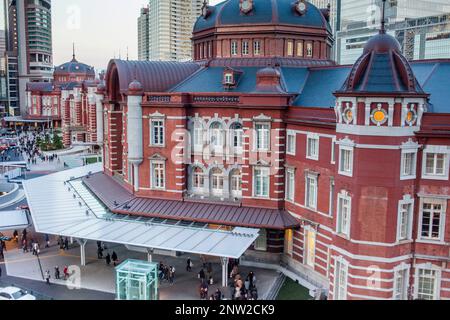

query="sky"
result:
[53,0,223,71]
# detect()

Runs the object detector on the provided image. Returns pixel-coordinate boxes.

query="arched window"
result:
[230,169,242,198]
[192,167,204,192]
[230,122,243,151]
[210,122,224,150]
[211,168,224,196]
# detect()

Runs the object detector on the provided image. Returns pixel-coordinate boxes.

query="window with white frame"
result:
[304,227,316,268]
[285,168,295,202]
[331,138,336,164]
[305,173,318,210]
[419,199,445,241]
[210,122,224,150]
[422,146,449,180]
[242,41,249,55]
[254,167,269,198]
[192,121,203,150]
[337,191,351,237]
[334,258,348,300]
[393,266,409,300]
[329,178,335,216]
[230,169,242,198]
[150,161,165,190]
[287,40,294,56]
[397,197,414,242]
[306,42,313,57]
[231,41,238,55]
[339,146,354,176]
[150,119,164,146]
[416,267,440,300]
[192,167,204,192]
[255,123,270,151]
[306,134,319,160]
[254,40,261,55]
[286,131,296,155]
[230,122,243,152]
[401,150,417,179]
[211,168,224,196]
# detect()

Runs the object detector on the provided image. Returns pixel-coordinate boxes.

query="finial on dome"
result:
[72,42,77,62]
[380,0,387,34]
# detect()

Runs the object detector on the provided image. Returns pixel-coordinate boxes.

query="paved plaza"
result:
[2,236,279,300]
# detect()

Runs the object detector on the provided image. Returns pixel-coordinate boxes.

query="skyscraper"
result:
[137,0,204,62]
[12,0,53,116]
[336,0,450,64]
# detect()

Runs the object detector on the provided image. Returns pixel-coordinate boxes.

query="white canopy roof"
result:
[23,164,260,259]
[0,210,30,231]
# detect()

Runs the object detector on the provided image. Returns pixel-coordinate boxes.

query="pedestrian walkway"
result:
[3,240,278,300]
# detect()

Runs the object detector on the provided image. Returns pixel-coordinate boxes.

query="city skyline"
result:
[52,0,222,71]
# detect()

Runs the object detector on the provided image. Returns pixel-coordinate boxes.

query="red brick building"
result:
[26,52,101,148]
[90,0,449,300]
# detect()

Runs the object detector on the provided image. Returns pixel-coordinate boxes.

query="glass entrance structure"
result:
[115,259,159,300]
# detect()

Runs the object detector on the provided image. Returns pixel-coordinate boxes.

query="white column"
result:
[95,93,104,144]
[147,248,154,263]
[221,257,229,288]
[77,239,88,266]
[127,94,144,190]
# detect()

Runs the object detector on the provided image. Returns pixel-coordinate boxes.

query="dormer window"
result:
[224,72,234,86]
[294,0,307,15]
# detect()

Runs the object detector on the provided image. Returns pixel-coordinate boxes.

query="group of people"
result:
[14,129,59,166]
[158,262,175,284]
[229,262,258,300]
[45,265,70,285]
[97,241,119,266]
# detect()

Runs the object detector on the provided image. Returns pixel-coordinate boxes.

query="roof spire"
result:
[127,46,129,61]
[380,0,387,34]
[72,42,77,62]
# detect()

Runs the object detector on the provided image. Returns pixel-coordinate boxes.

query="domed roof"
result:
[128,79,144,95]
[194,0,331,33]
[338,31,425,95]
[54,55,95,76]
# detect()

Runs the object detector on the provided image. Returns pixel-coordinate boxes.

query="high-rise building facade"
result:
[138,6,150,61]
[337,0,450,64]
[138,0,204,62]
[13,0,53,116]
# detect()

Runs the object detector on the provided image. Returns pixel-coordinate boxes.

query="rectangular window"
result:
[254,167,269,198]
[296,41,304,57]
[394,268,409,300]
[331,138,336,164]
[231,41,238,56]
[305,174,318,210]
[306,135,319,160]
[255,123,270,151]
[242,41,249,55]
[285,169,295,202]
[304,228,316,268]
[151,119,164,146]
[254,40,261,55]
[337,193,351,237]
[193,123,203,148]
[286,131,296,155]
[334,260,348,300]
[397,201,413,241]
[254,229,267,251]
[306,42,313,57]
[151,162,165,189]
[329,178,335,217]
[420,201,443,241]
[339,147,353,176]
[401,151,417,179]
[416,269,438,300]
[425,153,446,176]
[287,41,294,56]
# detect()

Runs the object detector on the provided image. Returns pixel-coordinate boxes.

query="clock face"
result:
[297,1,307,14]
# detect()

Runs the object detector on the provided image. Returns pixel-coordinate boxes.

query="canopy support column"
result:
[147,248,154,262]
[221,257,229,288]
[77,239,87,266]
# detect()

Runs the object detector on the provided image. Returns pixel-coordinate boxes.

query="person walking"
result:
[105,252,111,265]
[169,266,175,285]
[186,258,192,272]
[45,270,51,285]
[111,251,118,266]
[54,266,60,280]
[63,266,69,280]
[198,268,206,282]
[97,246,103,259]
[45,234,50,248]
[64,238,69,250]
